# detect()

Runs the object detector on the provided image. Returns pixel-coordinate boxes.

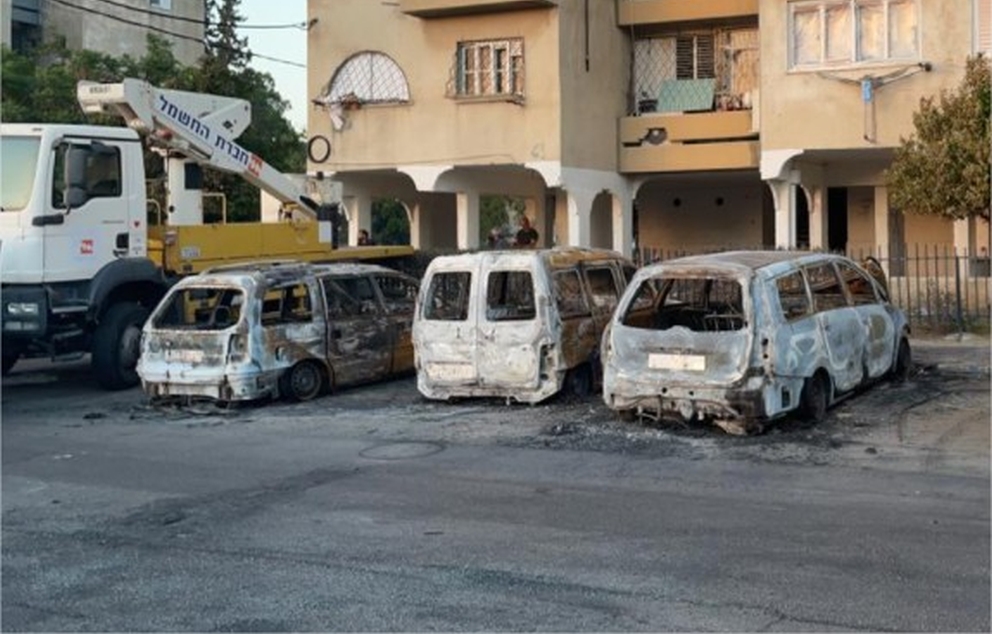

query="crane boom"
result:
[77,78,318,214]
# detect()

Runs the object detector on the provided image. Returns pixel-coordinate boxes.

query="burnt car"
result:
[137,261,419,403]
[601,251,911,434]
[413,247,640,403]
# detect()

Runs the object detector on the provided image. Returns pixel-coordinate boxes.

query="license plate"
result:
[166,349,205,363]
[648,353,706,371]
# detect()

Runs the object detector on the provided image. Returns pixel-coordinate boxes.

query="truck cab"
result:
[1,123,168,385]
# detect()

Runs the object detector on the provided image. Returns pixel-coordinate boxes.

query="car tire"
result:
[800,372,829,424]
[92,302,149,390]
[280,361,325,402]
[891,338,912,383]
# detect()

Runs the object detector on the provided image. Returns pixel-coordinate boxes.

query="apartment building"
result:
[1,0,205,67]
[307,0,990,258]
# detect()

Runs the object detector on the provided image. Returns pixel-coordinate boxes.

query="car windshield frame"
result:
[1,135,42,212]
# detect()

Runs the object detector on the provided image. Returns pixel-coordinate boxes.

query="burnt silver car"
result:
[601,251,911,434]
[137,261,419,403]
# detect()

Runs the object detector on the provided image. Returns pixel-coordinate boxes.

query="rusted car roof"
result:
[644,251,847,278]
[192,260,401,287]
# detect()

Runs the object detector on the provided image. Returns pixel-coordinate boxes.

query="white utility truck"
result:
[0,79,409,388]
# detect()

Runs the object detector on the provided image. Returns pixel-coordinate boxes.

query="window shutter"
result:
[978,0,992,54]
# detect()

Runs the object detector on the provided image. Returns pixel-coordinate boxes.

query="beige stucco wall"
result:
[557,0,628,171]
[42,0,203,66]
[636,182,769,251]
[308,0,564,172]
[760,0,974,150]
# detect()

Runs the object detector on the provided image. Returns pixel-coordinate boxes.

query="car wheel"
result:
[891,338,912,383]
[281,361,324,402]
[92,302,149,390]
[800,372,829,423]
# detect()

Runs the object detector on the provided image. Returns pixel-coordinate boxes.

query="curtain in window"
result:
[888,0,918,58]
[793,8,821,65]
[857,1,885,61]
[825,4,852,62]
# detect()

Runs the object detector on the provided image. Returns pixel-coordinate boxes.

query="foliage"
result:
[372,199,411,245]
[887,56,991,222]
[0,0,305,223]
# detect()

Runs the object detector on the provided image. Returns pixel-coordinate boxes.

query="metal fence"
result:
[635,244,992,335]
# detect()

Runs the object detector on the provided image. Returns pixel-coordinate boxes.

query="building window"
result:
[320,51,410,107]
[451,38,524,100]
[149,0,172,10]
[977,0,992,55]
[790,0,919,69]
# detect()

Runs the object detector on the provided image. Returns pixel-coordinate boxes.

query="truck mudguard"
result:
[88,257,169,316]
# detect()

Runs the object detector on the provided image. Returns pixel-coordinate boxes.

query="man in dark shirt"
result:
[515,216,539,248]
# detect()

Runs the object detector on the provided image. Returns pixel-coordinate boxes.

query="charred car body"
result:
[413,247,639,404]
[602,251,911,433]
[137,261,419,403]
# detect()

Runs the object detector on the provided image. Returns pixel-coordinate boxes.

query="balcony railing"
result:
[399,0,556,18]
[618,0,758,26]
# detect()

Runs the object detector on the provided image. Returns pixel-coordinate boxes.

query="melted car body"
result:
[602,251,911,432]
[413,247,639,403]
[137,261,419,403]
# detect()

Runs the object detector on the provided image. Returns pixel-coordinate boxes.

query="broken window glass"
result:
[486,270,535,322]
[623,277,745,332]
[776,270,812,321]
[154,287,244,330]
[553,270,590,318]
[424,271,471,321]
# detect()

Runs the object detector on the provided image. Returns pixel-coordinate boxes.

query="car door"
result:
[837,260,895,379]
[372,272,419,374]
[804,262,865,392]
[320,274,391,386]
[415,265,478,387]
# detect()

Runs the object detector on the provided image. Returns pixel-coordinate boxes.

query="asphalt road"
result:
[2,343,989,632]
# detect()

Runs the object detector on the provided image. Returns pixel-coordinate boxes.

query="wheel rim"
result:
[291,364,321,400]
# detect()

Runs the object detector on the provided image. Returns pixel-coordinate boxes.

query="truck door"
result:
[476,257,542,390]
[320,275,391,386]
[44,139,135,282]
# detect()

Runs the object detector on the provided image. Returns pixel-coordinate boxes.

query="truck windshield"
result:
[1,136,41,212]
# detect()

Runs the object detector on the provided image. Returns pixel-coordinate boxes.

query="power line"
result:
[87,0,311,30]
[42,0,307,68]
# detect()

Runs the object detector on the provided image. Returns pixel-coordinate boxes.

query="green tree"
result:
[372,199,411,245]
[887,56,991,222]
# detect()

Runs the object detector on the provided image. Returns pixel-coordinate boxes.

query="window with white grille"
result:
[977,0,991,54]
[323,51,410,106]
[790,0,920,69]
[149,0,171,10]
[453,39,524,99]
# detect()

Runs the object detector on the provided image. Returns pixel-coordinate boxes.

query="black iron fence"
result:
[635,244,991,335]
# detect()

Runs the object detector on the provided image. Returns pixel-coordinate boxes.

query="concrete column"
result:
[407,202,422,250]
[343,193,372,245]
[805,185,827,251]
[768,179,796,249]
[953,217,972,255]
[613,190,634,257]
[565,189,595,247]
[873,186,890,262]
[523,198,543,247]
[455,191,480,250]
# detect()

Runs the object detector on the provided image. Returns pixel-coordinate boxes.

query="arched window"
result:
[321,51,410,106]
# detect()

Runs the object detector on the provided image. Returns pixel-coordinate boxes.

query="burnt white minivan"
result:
[138,261,419,404]
[413,247,639,403]
[602,251,911,433]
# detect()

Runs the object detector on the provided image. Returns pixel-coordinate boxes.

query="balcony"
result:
[399,0,556,18]
[618,0,758,27]
[620,109,759,173]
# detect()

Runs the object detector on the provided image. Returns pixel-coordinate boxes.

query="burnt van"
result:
[137,261,419,404]
[413,247,639,404]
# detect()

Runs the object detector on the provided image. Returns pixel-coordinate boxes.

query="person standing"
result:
[515,216,539,248]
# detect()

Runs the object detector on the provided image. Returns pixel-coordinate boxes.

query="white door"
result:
[475,258,543,390]
[415,266,479,387]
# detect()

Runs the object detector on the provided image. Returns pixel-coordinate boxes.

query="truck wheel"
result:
[92,302,149,390]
